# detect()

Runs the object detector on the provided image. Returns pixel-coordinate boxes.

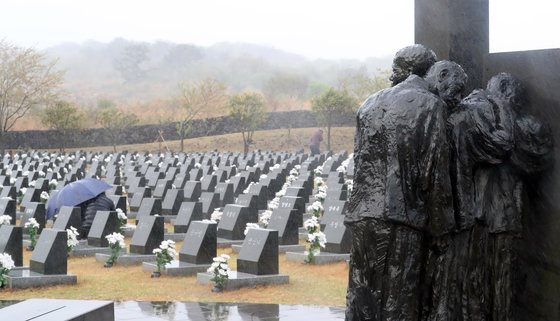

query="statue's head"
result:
[486,72,527,113]
[425,60,467,108]
[390,44,437,86]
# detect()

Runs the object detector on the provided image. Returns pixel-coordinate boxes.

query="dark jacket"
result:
[78,192,116,238]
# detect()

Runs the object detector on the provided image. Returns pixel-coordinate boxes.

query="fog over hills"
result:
[44,38,392,107]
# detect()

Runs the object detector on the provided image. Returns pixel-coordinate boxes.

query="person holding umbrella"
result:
[47,178,116,239]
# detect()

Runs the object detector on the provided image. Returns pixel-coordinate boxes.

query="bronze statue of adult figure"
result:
[474,73,553,321]
[421,61,476,321]
[389,44,437,86]
[345,56,455,320]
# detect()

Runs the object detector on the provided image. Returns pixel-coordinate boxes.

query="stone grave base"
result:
[121,225,136,238]
[160,215,177,223]
[298,232,308,241]
[0,298,113,319]
[285,251,350,265]
[12,265,29,271]
[23,237,42,247]
[302,213,311,221]
[142,260,211,276]
[127,211,137,219]
[231,244,306,253]
[95,253,156,265]
[197,270,289,290]
[217,237,244,247]
[7,269,77,289]
[71,244,128,257]
[163,232,186,242]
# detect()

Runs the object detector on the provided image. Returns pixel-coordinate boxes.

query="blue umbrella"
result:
[46,178,112,219]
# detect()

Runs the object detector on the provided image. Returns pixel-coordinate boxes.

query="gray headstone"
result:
[229,176,246,196]
[162,189,184,216]
[87,211,120,247]
[214,182,234,207]
[172,174,188,190]
[136,198,162,221]
[323,215,351,254]
[247,184,268,210]
[199,192,220,218]
[268,208,301,245]
[130,215,164,255]
[129,187,151,212]
[174,202,203,233]
[108,195,127,215]
[153,179,172,199]
[20,202,46,233]
[278,196,305,217]
[179,221,217,264]
[189,168,202,181]
[0,186,17,201]
[320,199,347,230]
[20,188,41,212]
[52,206,82,231]
[237,229,279,275]
[217,205,258,240]
[200,175,217,192]
[0,225,23,266]
[0,198,16,225]
[184,181,202,202]
[30,229,68,275]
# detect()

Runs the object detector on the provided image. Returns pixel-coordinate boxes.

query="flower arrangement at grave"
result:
[244,222,260,235]
[210,208,223,223]
[67,226,79,254]
[116,208,128,232]
[314,165,323,177]
[18,187,27,205]
[24,218,40,250]
[243,182,255,194]
[345,179,354,196]
[194,162,202,169]
[9,177,15,186]
[303,216,326,263]
[259,210,272,228]
[49,179,58,190]
[38,171,45,178]
[307,201,324,218]
[104,232,125,267]
[151,240,178,277]
[316,185,327,204]
[0,215,11,226]
[40,191,50,204]
[0,253,15,288]
[207,253,231,292]
[268,197,280,210]
[314,176,324,188]
[287,166,300,183]
[28,180,36,188]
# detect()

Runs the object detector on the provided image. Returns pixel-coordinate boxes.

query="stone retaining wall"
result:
[6,110,355,149]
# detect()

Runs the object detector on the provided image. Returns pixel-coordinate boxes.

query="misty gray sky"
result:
[1,0,559,60]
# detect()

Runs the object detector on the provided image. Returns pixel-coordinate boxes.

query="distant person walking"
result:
[310,129,323,155]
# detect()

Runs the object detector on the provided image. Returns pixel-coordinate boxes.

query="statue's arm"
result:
[510,114,554,174]
[422,100,455,237]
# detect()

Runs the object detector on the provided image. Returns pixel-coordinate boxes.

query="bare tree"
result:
[40,100,85,152]
[176,77,228,151]
[311,88,357,150]
[97,107,139,152]
[0,40,64,151]
[229,92,267,154]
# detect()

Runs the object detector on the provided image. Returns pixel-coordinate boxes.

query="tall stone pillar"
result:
[415,0,489,91]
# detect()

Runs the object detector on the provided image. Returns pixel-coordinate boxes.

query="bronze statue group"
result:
[344,45,553,321]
